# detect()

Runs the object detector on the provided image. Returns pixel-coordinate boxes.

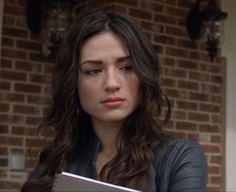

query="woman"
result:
[21,10,207,192]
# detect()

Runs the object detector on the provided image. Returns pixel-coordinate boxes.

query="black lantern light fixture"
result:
[187,0,227,61]
[26,0,76,57]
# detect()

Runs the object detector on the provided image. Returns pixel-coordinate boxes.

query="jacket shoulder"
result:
[154,138,207,192]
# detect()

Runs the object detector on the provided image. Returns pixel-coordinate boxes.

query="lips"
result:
[101,97,125,103]
[101,97,126,107]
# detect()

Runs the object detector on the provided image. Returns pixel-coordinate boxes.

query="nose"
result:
[103,69,121,92]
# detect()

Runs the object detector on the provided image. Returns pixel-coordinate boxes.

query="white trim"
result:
[222,1,236,191]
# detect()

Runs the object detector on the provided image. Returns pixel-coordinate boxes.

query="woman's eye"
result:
[120,65,133,72]
[84,69,102,75]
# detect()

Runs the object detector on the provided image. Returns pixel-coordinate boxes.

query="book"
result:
[53,172,141,192]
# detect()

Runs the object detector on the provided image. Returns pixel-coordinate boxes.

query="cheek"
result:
[128,76,140,103]
[77,81,94,108]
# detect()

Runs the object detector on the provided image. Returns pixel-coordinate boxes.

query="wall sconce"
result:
[26,0,75,57]
[187,0,227,61]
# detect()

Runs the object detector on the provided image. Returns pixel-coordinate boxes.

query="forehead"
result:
[80,31,129,60]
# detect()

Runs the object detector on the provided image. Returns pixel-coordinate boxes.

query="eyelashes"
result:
[81,64,134,76]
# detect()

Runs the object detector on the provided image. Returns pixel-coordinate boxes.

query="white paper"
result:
[53,172,140,192]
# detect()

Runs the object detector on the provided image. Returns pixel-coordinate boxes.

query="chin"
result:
[97,111,132,122]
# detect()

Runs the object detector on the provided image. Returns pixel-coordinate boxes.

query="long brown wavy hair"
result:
[21,10,171,192]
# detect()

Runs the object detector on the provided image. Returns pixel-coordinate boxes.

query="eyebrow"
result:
[80,55,131,67]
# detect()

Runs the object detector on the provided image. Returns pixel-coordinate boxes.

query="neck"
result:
[92,119,123,154]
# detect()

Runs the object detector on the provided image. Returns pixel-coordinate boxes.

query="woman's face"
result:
[77,31,140,124]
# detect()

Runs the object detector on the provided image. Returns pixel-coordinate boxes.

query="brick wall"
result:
[0,0,225,191]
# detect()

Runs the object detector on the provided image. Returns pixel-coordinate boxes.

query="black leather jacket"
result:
[67,131,207,192]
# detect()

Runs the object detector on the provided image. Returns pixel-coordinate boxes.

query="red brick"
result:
[2,27,28,38]
[165,88,188,99]
[29,52,53,63]
[26,116,42,125]
[16,17,27,28]
[27,95,51,105]
[211,75,223,84]
[25,138,50,148]
[171,110,186,120]
[2,37,14,47]
[0,81,11,91]
[18,0,26,6]
[0,181,22,189]
[4,0,17,5]
[189,51,200,60]
[2,16,15,26]
[43,85,52,95]
[175,100,198,110]
[211,115,222,124]
[15,61,42,72]
[141,21,162,32]
[210,176,221,185]
[187,133,199,141]
[29,74,51,84]
[0,59,13,69]
[14,83,41,93]
[0,92,25,102]
[160,77,176,87]
[108,0,138,6]
[176,121,197,131]
[189,92,209,102]
[153,34,175,45]
[189,71,210,81]
[178,80,199,90]
[211,155,222,164]
[201,63,221,73]
[1,70,27,81]
[42,107,50,116]
[201,84,221,94]
[0,114,24,124]
[199,103,221,113]
[199,124,220,133]
[44,64,54,74]
[4,5,25,16]
[0,103,10,112]
[1,48,27,59]
[165,6,187,17]
[203,144,220,153]
[129,8,152,20]
[163,57,175,66]
[210,135,221,143]
[165,68,187,78]
[210,95,221,104]
[177,0,193,8]
[166,47,188,57]
[165,26,185,37]
[140,1,164,12]
[11,126,38,136]
[207,186,222,191]
[0,136,23,146]
[208,166,220,174]
[153,44,163,54]
[0,125,9,134]
[177,59,199,70]
[154,13,176,25]
[13,104,41,115]
[188,112,209,122]
[16,40,42,51]
[103,4,127,14]
[0,147,8,156]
